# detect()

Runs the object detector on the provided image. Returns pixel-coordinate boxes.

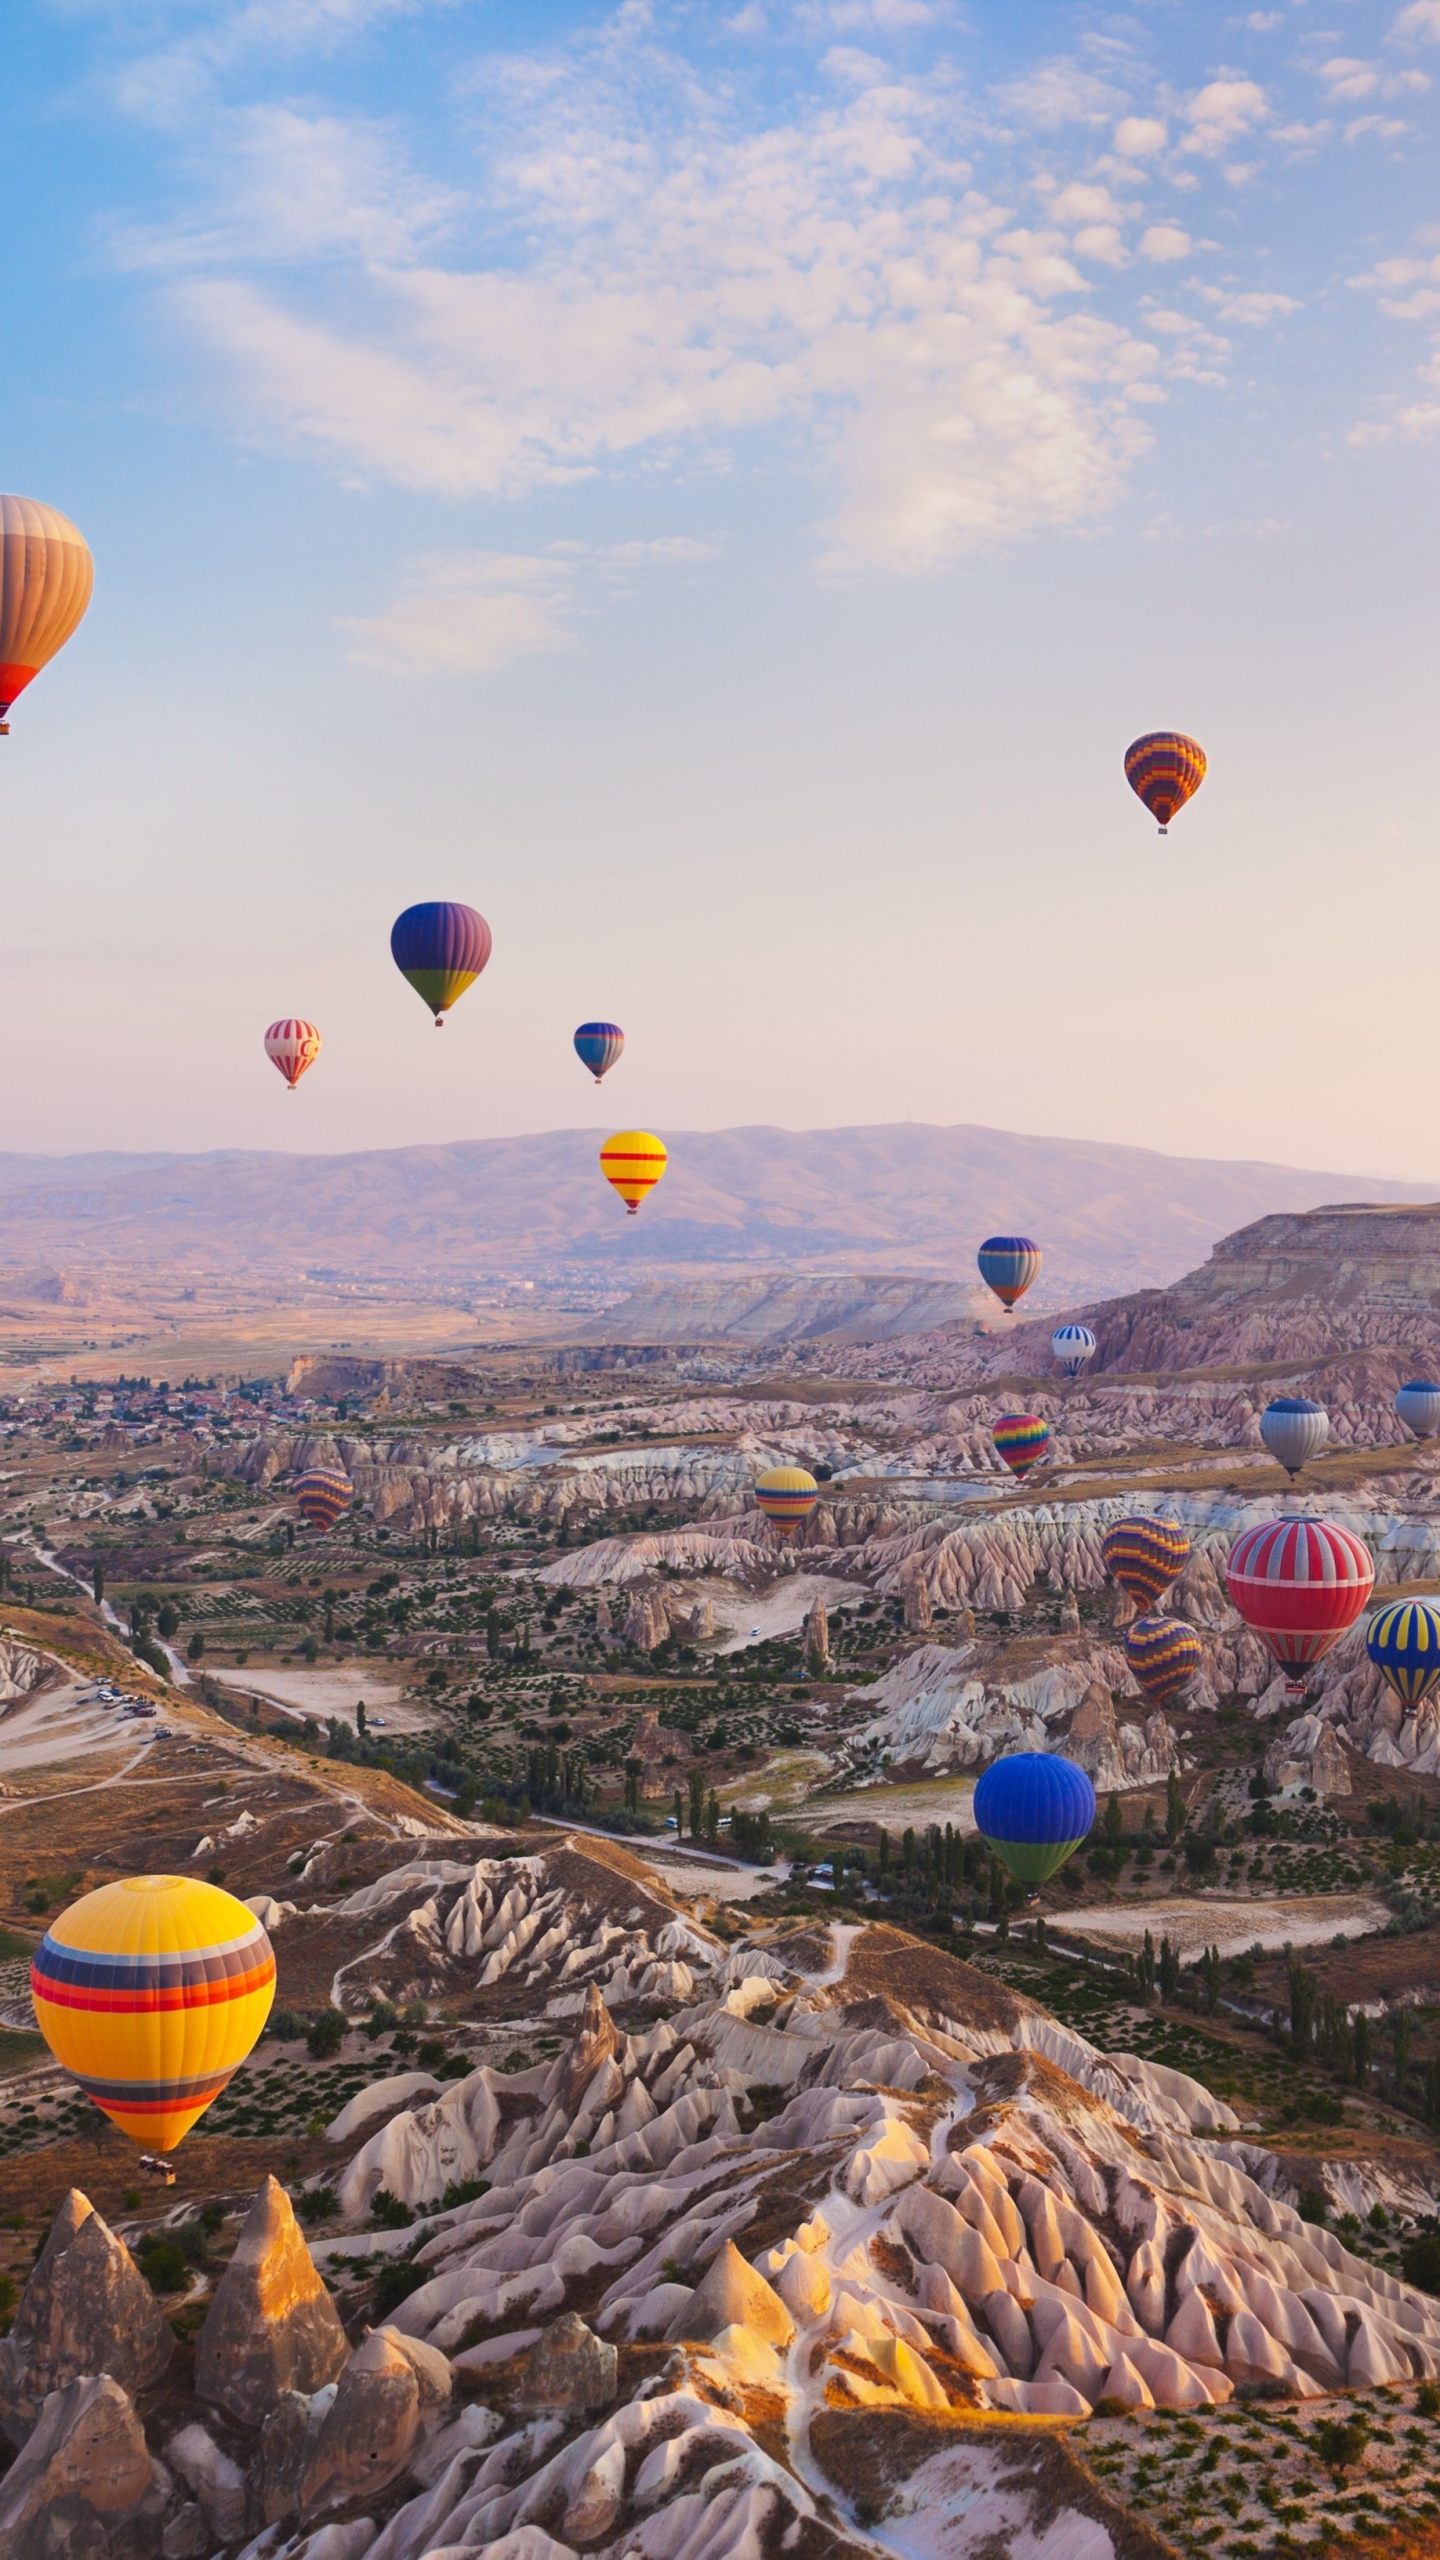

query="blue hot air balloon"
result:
[1051,1323,1096,1378]
[391,902,492,1026]
[574,1022,625,1084]
[978,1236,1041,1311]
[1397,1382,1440,1441]
[1260,1397,1329,1478]
[1367,1599,1440,1709]
[973,1752,1095,1887]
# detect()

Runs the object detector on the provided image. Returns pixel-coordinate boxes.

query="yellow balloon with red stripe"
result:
[600,1129,668,1215]
[756,1466,819,1537]
[31,1876,276,2152]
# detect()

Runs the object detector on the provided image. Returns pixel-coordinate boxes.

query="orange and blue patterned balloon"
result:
[391,902,492,1025]
[294,1468,352,1534]
[993,1414,1050,1477]
[1125,1613,1202,1709]
[31,1876,275,2151]
[1124,732,1206,835]
[1367,1599,1440,1709]
[978,1236,1041,1310]
[575,1022,624,1083]
[1102,1515,1191,1608]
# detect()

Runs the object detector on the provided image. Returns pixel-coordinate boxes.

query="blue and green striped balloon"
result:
[974,1752,1096,1887]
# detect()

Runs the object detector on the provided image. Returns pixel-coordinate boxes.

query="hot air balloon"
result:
[1052,1324,1097,1378]
[0,497,93,734]
[993,1414,1050,1477]
[1125,1613,1202,1710]
[1397,1382,1440,1440]
[390,902,492,1025]
[1226,1516,1374,1696]
[264,1018,321,1093]
[30,1876,275,2150]
[755,1466,818,1537]
[978,1236,1041,1310]
[1101,1515,1191,1609]
[294,1468,353,1534]
[1260,1397,1329,1478]
[574,1022,624,1084]
[1367,1598,1440,1710]
[600,1130,667,1215]
[1123,732,1206,835]
[974,1752,1095,1887]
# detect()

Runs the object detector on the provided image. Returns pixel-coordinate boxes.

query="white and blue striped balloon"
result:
[1260,1397,1329,1477]
[1397,1381,1440,1441]
[1051,1324,1097,1378]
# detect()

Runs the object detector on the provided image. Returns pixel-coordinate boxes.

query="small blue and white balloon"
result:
[1051,1324,1097,1379]
[1396,1381,1440,1441]
[1260,1397,1329,1478]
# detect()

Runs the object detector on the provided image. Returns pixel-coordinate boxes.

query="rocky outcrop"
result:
[0,2375,163,2560]
[0,2190,172,2448]
[194,2175,349,2426]
[299,2327,451,2513]
[513,2314,617,2414]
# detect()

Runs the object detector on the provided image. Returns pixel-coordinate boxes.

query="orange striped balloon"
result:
[600,1130,668,1215]
[0,497,93,732]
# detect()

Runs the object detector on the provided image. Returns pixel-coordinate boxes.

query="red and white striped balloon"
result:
[264,1018,322,1092]
[1226,1516,1374,1687]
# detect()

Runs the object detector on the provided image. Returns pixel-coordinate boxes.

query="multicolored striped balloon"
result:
[978,1236,1041,1310]
[1101,1515,1191,1609]
[574,1022,624,1083]
[993,1413,1050,1478]
[0,496,93,733]
[1260,1397,1329,1478]
[600,1130,667,1215]
[1397,1382,1440,1441]
[1367,1599,1440,1709]
[390,901,492,1025]
[755,1466,818,1537]
[1124,731,1206,835]
[31,1877,275,2151]
[974,1752,1095,1886]
[1125,1613,1202,1709]
[264,1017,322,1092]
[1051,1323,1096,1378]
[294,1468,353,1534]
[1227,1517,1374,1685]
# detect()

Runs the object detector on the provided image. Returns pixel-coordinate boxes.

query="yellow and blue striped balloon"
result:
[32,1877,276,2152]
[1367,1599,1440,1709]
[755,1466,818,1537]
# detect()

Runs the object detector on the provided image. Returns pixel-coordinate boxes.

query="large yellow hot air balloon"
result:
[31,1876,276,2151]
[600,1130,668,1215]
[0,497,93,733]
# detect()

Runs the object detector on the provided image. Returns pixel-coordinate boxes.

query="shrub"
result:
[1298,2186,1330,2227]
[369,2188,415,2230]
[372,2257,425,2318]
[1402,2231,1440,2296]
[306,2007,347,2059]
[135,2236,189,2295]
[265,2007,307,2042]
[296,2186,337,2225]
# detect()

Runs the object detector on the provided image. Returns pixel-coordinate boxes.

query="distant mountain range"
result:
[0,1123,1431,1308]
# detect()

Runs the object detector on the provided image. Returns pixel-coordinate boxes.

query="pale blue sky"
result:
[5,0,1440,1173]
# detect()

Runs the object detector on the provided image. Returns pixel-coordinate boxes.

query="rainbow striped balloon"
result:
[978,1236,1041,1310]
[1367,1598,1440,1709]
[32,1877,275,2151]
[1124,731,1206,834]
[993,1413,1050,1478]
[574,1022,625,1083]
[1125,1613,1202,1709]
[294,1468,353,1534]
[1101,1515,1191,1608]
[755,1466,819,1537]
[600,1130,667,1215]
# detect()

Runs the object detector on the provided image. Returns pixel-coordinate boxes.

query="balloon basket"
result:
[139,2152,177,2186]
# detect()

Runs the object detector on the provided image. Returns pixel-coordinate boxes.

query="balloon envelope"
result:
[1052,1324,1096,1378]
[1397,1382,1440,1440]
[295,1468,352,1534]
[1367,1599,1440,1709]
[390,902,492,1022]
[1260,1398,1329,1477]
[978,1236,1040,1309]
[974,1753,1096,1886]
[993,1414,1049,1477]
[1123,731,1206,834]
[600,1130,667,1215]
[574,1022,624,1083]
[755,1466,818,1536]
[1226,1517,1374,1684]
[264,1018,321,1092]
[1125,1613,1202,1709]
[0,496,93,729]
[1101,1515,1191,1609]
[31,1876,275,2150]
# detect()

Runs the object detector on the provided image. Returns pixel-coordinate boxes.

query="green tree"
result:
[91,1560,104,1604]
[705,1790,720,1844]
[1165,1770,1185,1844]
[673,1788,684,1834]
[1200,1943,1221,2017]
[1288,1960,1318,2062]
[1391,2005,1414,2096]
[307,2007,346,2059]
[1353,2009,1372,2085]
[486,1609,502,1659]
[356,1700,367,1736]
[322,1588,336,1642]
[688,1770,705,1837]
[1158,1936,1180,2000]
[1103,1791,1124,1844]
[156,1601,178,1641]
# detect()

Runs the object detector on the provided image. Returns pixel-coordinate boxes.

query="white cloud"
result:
[113,0,429,127]
[1182,76,1268,156]
[1318,57,1382,99]
[1392,1,1440,39]
[1113,116,1168,157]
[1246,11,1283,28]
[1200,287,1299,323]
[796,0,939,27]
[338,551,577,676]
[1139,224,1193,262]
[995,60,1120,130]
[109,107,460,270]
[1345,113,1411,139]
